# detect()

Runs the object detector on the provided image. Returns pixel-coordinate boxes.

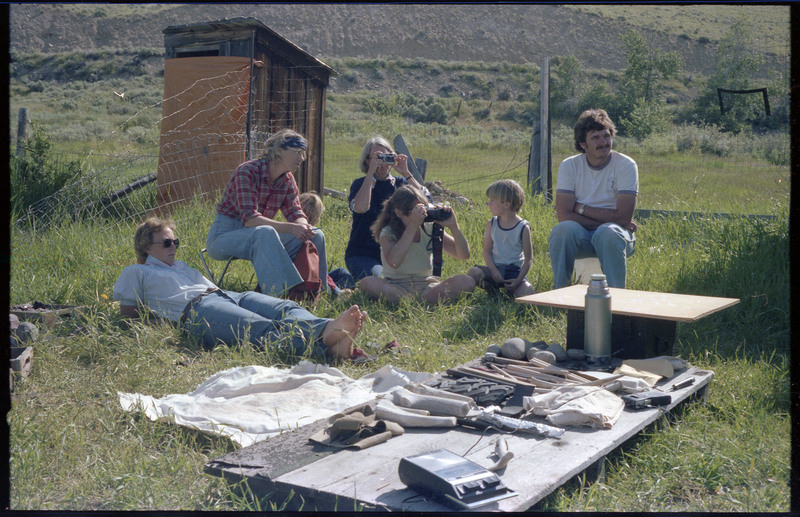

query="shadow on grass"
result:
[670,217,789,362]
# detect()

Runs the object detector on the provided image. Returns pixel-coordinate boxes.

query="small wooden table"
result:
[206,366,713,512]
[516,286,739,358]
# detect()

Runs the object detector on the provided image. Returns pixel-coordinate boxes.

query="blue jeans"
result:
[345,255,382,281]
[206,214,329,296]
[183,290,330,359]
[549,221,635,289]
[329,267,356,289]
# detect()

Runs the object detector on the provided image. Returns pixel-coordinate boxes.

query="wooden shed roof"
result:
[163,17,337,85]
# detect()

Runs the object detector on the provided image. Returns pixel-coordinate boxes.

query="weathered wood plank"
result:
[207,367,712,511]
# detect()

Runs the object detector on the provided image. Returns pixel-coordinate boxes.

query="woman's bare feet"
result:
[322,305,367,358]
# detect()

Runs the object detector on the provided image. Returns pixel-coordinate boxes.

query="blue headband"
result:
[280,137,307,150]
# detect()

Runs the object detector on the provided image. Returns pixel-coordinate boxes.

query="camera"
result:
[621,391,671,409]
[377,153,396,164]
[424,204,452,222]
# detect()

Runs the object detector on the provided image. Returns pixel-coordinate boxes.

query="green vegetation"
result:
[10,123,83,221]
[8,6,790,510]
[9,192,790,511]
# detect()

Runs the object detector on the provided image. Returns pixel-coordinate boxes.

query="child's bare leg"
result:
[513,280,536,297]
[467,266,485,284]
[422,275,476,305]
[322,305,367,358]
[358,276,405,304]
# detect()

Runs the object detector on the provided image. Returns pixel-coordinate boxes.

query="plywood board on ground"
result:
[207,366,713,512]
[516,286,739,322]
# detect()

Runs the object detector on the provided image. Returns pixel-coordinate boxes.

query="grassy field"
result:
[8,180,790,510]
[7,33,791,512]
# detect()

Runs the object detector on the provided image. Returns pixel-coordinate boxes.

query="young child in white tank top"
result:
[468,179,536,297]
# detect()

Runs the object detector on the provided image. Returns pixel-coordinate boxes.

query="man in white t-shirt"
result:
[549,109,638,288]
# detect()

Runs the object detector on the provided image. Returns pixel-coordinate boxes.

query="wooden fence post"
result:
[16,107,28,157]
[529,58,551,202]
[540,57,552,202]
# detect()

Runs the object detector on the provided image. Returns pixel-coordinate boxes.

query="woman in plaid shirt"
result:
[205,129,329,297]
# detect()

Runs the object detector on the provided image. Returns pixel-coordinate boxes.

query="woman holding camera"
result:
[357,185,476,305]
[345,136,430,281]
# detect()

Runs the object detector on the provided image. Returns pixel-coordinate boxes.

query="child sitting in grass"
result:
[357,185,476,305]
[468,179,536,297]
[299,191,356,296]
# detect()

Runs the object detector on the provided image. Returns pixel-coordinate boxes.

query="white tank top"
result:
[490,217,528,266]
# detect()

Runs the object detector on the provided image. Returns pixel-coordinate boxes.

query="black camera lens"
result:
[423,205,452,222]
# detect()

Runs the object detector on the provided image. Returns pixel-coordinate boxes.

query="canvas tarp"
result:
[156,56,252,211]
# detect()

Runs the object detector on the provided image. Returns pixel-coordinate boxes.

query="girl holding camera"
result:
[345,136,430,281]
[357,186,476,305]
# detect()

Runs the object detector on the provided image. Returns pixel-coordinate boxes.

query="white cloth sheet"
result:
[523,385,625,429]
[119,361,433,446]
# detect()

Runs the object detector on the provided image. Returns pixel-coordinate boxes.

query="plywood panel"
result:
[517,286,739,322]
[208,367,713,512]
[156,57,250,211]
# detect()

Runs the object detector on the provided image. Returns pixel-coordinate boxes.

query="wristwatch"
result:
[577,203,585,215]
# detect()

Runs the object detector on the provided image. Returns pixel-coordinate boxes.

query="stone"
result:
[501,338,527,360]
[567,348,586,360]
[530,350,557,364]
[546,342,567,362]
[530,340,548,351]
[486,344,502,355]
[15,322,38,343]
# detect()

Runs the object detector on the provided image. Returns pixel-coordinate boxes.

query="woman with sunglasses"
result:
[357,186,476,305]
[204,129,330,298]
[113,217,366,361]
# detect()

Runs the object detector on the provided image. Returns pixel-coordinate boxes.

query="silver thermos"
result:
[584,273,612,363]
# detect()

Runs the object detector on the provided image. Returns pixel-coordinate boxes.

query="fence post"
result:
[540,57,552,202]
[528,122,540,193]
[16,107,28,157]
[529,58,552,202]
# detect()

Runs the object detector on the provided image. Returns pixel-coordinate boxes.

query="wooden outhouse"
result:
[156,17,335,211]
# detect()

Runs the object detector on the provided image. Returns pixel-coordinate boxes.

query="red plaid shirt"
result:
[216,158,305,223]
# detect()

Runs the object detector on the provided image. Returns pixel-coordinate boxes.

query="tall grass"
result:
[8,190,790,511]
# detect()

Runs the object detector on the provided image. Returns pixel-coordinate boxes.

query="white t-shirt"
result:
[555,151,638,209]
[113,255,217,322]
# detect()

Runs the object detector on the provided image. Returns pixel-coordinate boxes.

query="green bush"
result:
[620,98,672,141]
[11,123,83,220]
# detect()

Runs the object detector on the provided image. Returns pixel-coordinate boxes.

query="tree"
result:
[618,29,683,139]
[550,54,584,122]
[551,54,583,103]
[620,29,683,105]
[692,15,768,132]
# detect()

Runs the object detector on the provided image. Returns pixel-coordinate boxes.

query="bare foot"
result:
[322,305,367,358]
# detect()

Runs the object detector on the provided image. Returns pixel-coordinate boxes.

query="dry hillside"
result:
[10,3,728,73]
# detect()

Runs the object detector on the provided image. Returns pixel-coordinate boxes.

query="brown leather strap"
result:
[180,287,220,324]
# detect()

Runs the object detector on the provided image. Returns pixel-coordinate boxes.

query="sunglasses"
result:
[154,238,180,249]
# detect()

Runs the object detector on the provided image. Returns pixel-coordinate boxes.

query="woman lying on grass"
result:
[113,217,366,362]
[357,185,476,305]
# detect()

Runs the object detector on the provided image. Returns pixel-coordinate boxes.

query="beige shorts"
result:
[383,275,441,297]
